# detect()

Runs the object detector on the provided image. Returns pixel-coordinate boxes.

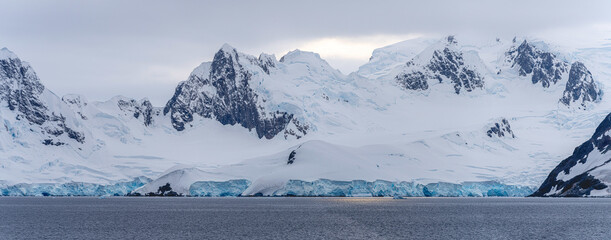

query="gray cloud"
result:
[1,0,610,105]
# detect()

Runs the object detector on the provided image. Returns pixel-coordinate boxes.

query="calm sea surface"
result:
[0,197,610,239]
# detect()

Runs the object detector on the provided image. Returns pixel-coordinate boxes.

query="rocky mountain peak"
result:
[258,53,277,74]
[506,40,568,88]
[395,38,484,94]
[560,62,601,109]
[219,43,236,54]
[117,97,156,126]
[0,49,85,145]
[0,47,19,60]
[1,49,47,125]
[164,45,302,139]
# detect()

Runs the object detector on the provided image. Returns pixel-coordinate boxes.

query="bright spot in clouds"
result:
[270,34,424,73]
[296,34,424,60]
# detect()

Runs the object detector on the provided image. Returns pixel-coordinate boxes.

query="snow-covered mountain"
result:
[164,45,297,139]
[505,39,568,88]
[1,36,609,197]
[531,112,611,197]
[395,36,485,94]
[0,48,88,147]
[560,62,602,109]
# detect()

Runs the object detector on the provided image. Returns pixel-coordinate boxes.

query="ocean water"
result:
[0,197,610,239]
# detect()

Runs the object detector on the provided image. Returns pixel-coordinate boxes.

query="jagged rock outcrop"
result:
[396,36,484,94]
[486,118,515,138]
[117,98,157,126]
[560,62,601,109]
[531,113,611,197]
[283,118,309,140]
[506,40,568,88]
[0,48,85,145]
[164,45,296,139]
[396,71,429,91]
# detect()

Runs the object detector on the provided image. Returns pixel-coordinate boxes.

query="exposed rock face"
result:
[287,150,296,164]
[0,48,85,145]
[144,183,181,197]
[396,36,484,94]
[396,71,429,91]
[62,95,88,120]
[283,118,309,140]
[506,40,568,88]
[486,118,515,138]
[531,113,611,197]
[287,144,302,165]
[560,62,601,109]
[117,98,157,126]
[257,53,277,74]
[164,45,296,139]
[0,49,47,125]
[42,114,85,144]
[428,47,484,94]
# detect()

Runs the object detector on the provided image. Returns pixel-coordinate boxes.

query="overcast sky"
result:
[1,0,610,105]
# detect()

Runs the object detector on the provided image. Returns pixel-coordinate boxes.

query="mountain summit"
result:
[0,48,86,147]
[163,45,303,139]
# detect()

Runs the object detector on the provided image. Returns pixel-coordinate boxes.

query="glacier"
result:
[254,179,535,197]
[185,179,535,197]
[189,179,251,197]
[0,178,534,197]
[0,177,150,196]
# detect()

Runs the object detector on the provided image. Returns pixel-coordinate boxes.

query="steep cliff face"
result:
[506,40,568,88]
[0,48,85,146]
[395,36,485,94]
[532,113,611,197]
[1,48,48,125]
[560,62,601,109]
[164,45,296,139]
